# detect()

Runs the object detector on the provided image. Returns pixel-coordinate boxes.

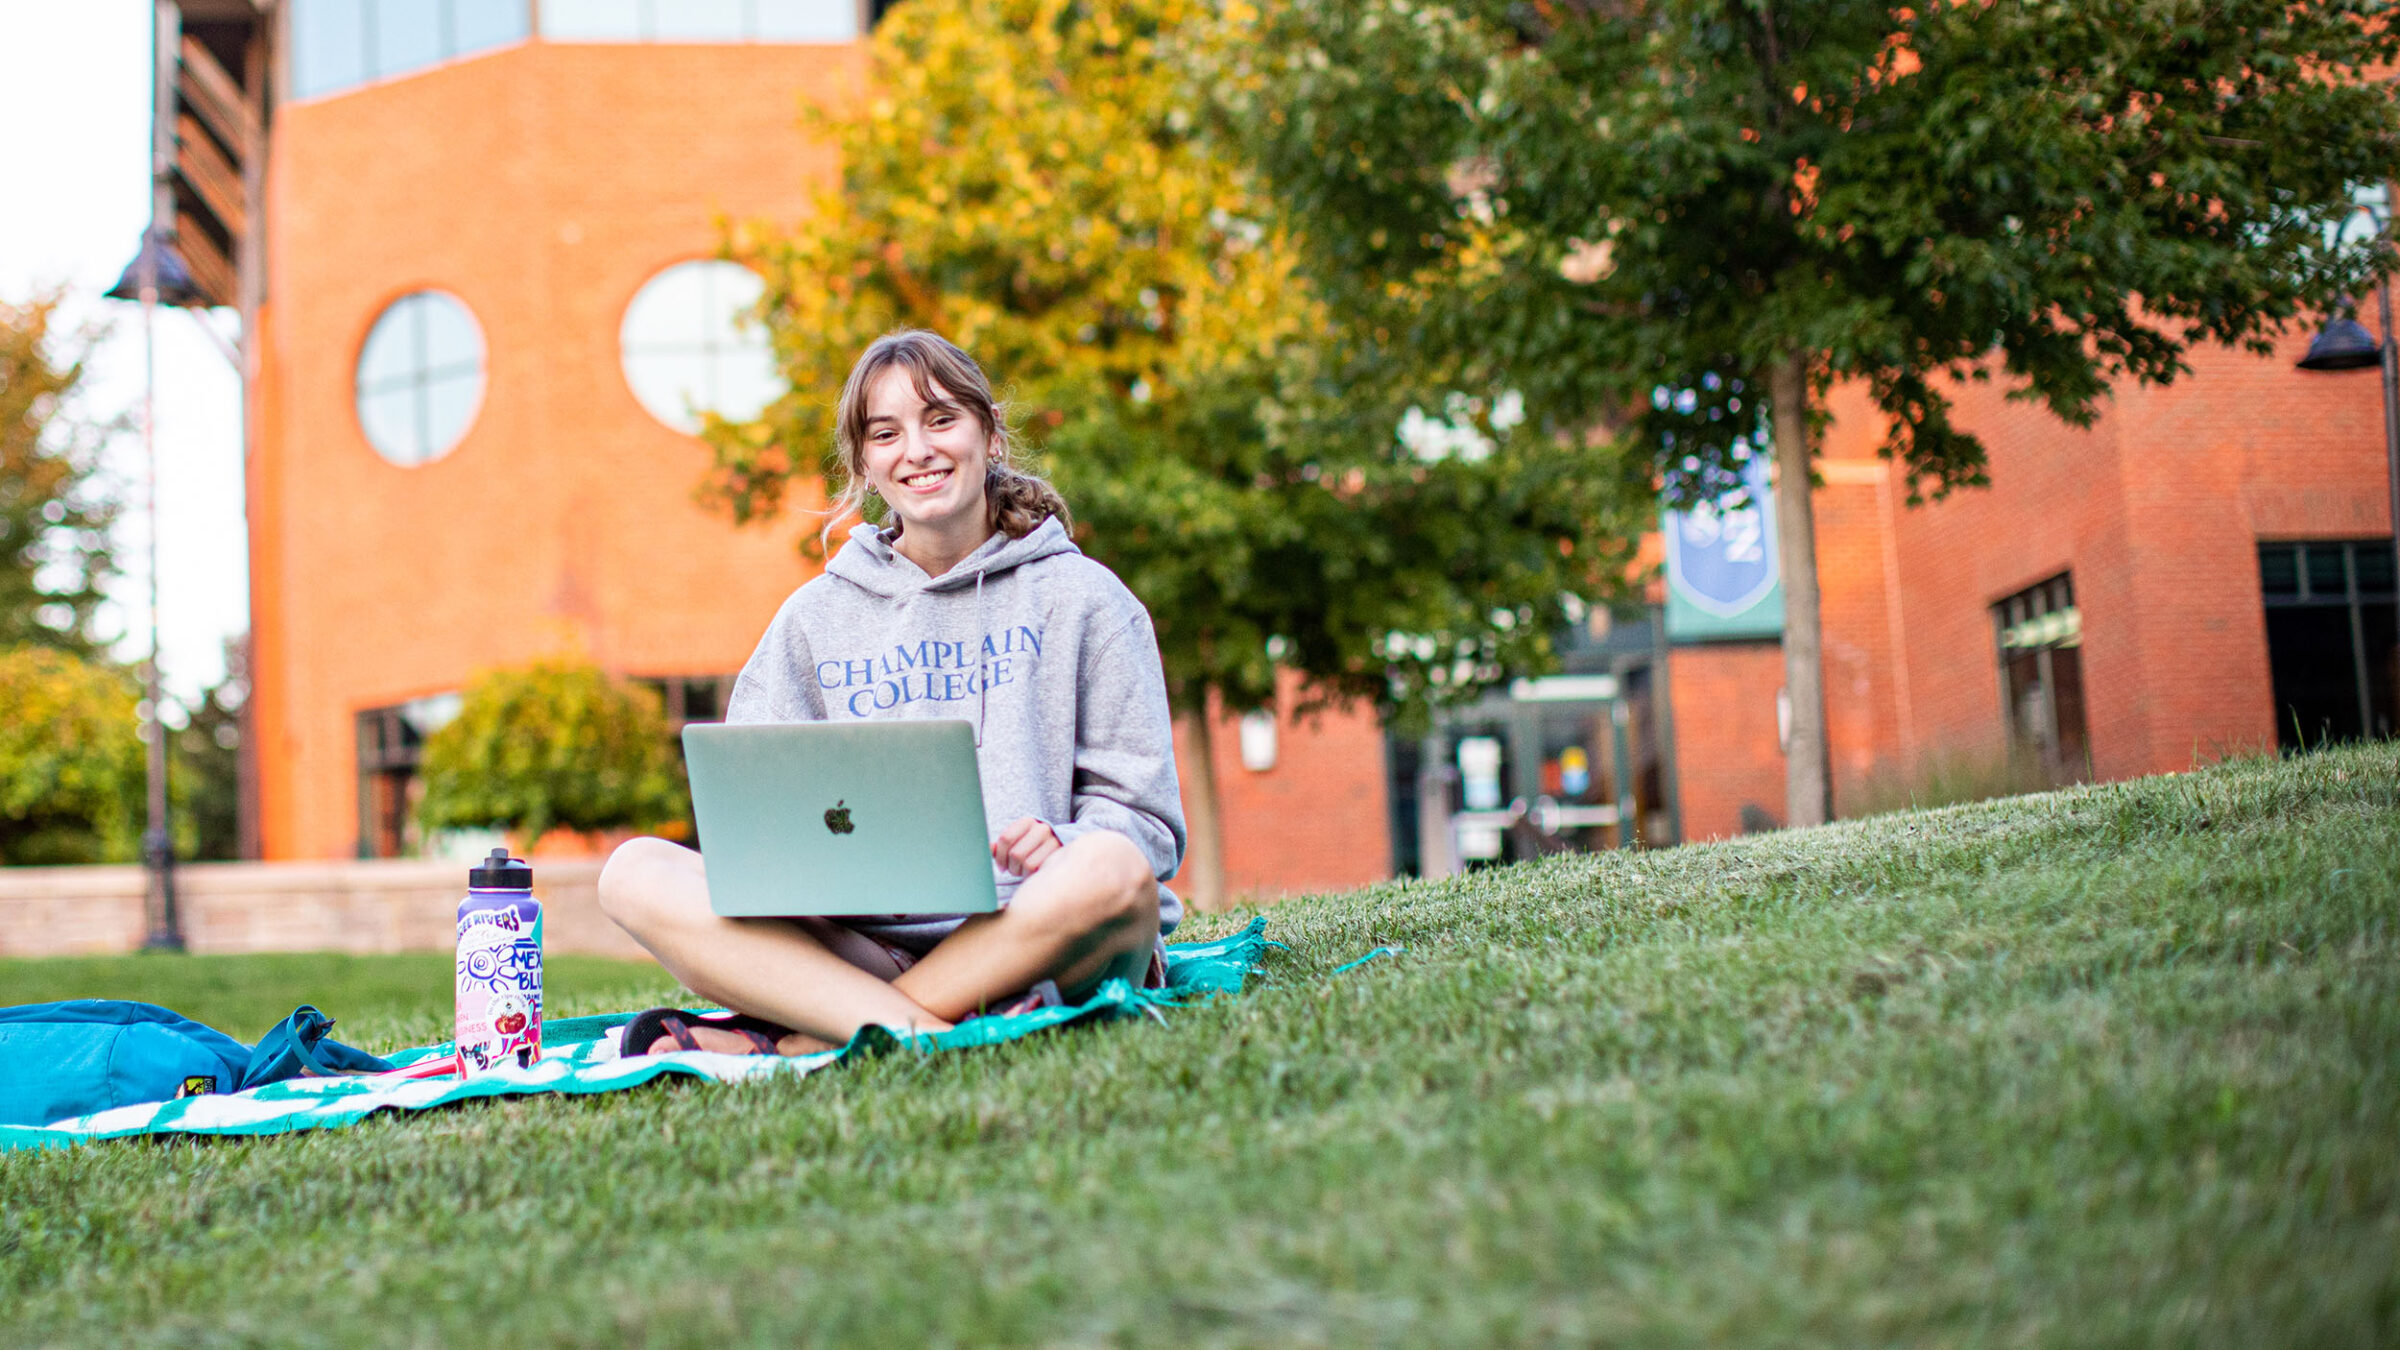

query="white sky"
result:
[0,0,248,705]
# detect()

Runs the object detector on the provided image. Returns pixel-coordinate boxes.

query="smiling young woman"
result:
[596,330,1188,1057]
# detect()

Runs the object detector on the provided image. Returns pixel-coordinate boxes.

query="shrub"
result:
[415,660,689,852]
[0,645,143,864]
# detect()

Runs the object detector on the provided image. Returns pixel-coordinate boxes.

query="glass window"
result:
[539,0,646,40]
[1992,573,2090,785]
[2260,546,2301,599]
[2359,544,2399,596]
[355,693,463,858]
[619,261,781,433]
[541,0,859,42]
[655,0,749,40]
[759,0,860,40]
[633,675,735,846]
[371,0,444,79]
[291,0,368,99]
[452,0,530,53]
[2259,540,2399,747]
[355,291,487,466]
[290,0,529,101]
[2307,545,2348,596]
[635,675,734,729]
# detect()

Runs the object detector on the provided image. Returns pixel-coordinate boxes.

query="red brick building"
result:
[208,1,1388,901]
[1663,340,2397,841]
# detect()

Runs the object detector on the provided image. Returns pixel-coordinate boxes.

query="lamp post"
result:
[101,2,197,952]
[2296,189,2400,742]
[104,231,195,952]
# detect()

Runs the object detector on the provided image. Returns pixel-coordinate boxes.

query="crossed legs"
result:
[596,830,1160,1055]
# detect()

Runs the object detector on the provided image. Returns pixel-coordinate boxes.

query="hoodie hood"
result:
[825,516,1080,597]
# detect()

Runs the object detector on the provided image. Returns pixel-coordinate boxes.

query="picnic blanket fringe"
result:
[0,918,1277,1152]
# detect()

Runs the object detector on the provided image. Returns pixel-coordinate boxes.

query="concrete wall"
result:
[0,860,643,961]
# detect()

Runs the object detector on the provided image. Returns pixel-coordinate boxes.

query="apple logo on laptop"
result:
[824,800,855,835]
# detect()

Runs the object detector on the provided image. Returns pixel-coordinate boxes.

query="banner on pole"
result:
[1663,454,1784,642]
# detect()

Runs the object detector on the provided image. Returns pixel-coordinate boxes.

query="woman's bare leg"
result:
[896,830,1160,1022]
[598,829,1161,1052]
[597,837,953,1052]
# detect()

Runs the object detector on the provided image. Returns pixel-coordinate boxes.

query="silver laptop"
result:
[683,721,1002,918]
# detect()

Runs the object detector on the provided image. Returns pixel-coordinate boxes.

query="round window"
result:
[355,290,486,466]
[619,261,781,433]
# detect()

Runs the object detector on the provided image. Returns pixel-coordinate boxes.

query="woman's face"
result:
[860,365,994,537]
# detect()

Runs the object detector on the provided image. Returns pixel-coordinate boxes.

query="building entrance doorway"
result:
[1993,573,2091,785]
[1391,606,1678,878]
[2259,540,2399,748]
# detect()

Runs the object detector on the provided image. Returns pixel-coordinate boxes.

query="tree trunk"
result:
[1173,705,1227,911]
[1769,352,1833,827]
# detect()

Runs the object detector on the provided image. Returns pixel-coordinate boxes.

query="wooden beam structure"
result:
[175,112,246,238]
[178,31,259,162]
[174,208,239,307]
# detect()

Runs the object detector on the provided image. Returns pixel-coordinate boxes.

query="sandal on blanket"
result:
[620,1007,790,1057]
[959,980,1064,1023]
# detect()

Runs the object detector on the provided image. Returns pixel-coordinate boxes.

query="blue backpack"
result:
[0,1001,394,1128]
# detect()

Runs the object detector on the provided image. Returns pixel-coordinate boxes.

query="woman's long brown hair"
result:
[826,329,1070,550]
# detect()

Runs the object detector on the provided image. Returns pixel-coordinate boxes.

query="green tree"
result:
[1225,0,2400,825]
[0,646,143,865]
[173,645,247,863]
[707,0,1640,904]
[416,660,690,853]
[0,291,118,654]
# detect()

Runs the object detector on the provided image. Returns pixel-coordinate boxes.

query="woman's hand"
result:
[991,818,1063,877]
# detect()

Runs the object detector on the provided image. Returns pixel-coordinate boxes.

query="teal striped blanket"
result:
[0,918,1275,1151]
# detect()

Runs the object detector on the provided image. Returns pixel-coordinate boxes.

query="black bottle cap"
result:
[469,847,533,890]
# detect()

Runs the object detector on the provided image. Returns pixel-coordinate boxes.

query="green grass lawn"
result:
[0,952,680,1049]
[3,744,2396,1346]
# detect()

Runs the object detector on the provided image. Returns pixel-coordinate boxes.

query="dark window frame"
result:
[354,703,428,858]
[633,673,734,732]
[1992,572,2091,785]
[632,674,738,845]
[2258,539,2399,748]
[353,675,732,857]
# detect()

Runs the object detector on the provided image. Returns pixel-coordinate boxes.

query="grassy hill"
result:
[3,743,2396,1346]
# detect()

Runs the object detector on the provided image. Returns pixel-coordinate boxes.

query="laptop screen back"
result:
[683,721,1002,918]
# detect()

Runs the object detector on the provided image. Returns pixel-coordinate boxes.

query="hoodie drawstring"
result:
[974,567,988,748]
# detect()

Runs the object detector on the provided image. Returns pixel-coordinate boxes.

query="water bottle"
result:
[454,848,543,1075]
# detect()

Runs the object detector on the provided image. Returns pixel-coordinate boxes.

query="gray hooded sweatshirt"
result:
[725,516,1187,950]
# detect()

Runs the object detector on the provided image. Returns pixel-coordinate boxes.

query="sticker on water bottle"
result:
[455,893,544,1074]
